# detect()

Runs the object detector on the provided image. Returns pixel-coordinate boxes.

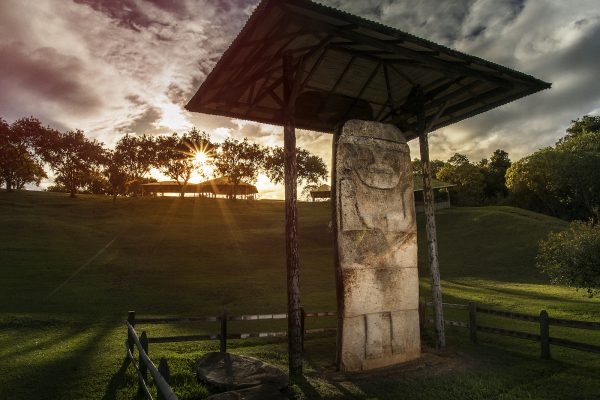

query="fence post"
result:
[127,311,136,353]
[540,310,550,360]
[157,358,170,400]
[220,311,228,353]
[300,306,306,350]
[469,301,477,343]
[138,331,148,395]
[418,301,426,335]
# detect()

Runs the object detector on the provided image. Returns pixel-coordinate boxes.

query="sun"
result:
[194,151,208,164]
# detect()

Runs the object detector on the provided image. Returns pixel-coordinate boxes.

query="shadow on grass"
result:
[0,324,83,365]
[293,375,323,399]
[0,319,117,399]
[101,356,131,400]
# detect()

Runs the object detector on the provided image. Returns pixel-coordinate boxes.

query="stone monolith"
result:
[335,119,420,371]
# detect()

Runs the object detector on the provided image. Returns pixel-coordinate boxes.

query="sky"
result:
[1,0,599,198]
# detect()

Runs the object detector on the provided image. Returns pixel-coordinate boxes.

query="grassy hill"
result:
[0,190,598,399]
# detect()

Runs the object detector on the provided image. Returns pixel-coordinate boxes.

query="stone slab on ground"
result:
[196,352,289,391]
[206,384,289,400]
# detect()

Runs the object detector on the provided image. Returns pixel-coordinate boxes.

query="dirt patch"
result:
[311,345,476,384]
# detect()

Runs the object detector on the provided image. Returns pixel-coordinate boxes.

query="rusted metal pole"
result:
[416,88,446,349]
[283,51,303,379]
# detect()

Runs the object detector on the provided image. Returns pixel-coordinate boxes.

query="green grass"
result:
[0,190,598,399]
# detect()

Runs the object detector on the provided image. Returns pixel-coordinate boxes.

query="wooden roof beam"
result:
[281,6,515,89]
[341,62,381,121]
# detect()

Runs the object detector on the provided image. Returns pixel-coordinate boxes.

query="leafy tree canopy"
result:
[156,129,215,197]
[213,138,265,199]
[507,114,600,221]
[437,153,485,206]
[45,130,106,197]
[537,220,600,297]
[114,134,158,193]
[0,117,53,191]
[264,146,328,187]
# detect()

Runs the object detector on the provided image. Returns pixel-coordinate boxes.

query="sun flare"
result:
[194,151,208,164]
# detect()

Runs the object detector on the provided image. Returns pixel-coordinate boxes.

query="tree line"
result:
[0,116,328,199]
[414,114,600,222]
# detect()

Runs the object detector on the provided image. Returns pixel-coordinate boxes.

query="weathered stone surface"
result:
[196,352,288,391]
[335,120,420,372]
[206,384,289,400]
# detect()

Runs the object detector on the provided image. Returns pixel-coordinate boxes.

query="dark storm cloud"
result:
[73,0,188,31]
[0,0,599,178]
[120,106,164,135]
[0,42,101,117]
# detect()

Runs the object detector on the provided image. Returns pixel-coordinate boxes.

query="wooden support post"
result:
[283,50,303,379]
[418,301,426,336]
[300,306,306,351]
[139,331,149,395]
[416,87,446,349]
[220,311,228,353]
[127,311,135,353]
[300,306,307,350]
[157,358,170,400]
[469,301,478,343]
[331,126,344,371]
[540,310,550,360]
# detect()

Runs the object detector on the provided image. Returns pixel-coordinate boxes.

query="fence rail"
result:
[126,316,178,400]
[423,301,600,359]
[128,308,338,354]
[124,302,598,395]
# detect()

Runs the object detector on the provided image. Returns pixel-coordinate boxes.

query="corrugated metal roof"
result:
[186,0,550,139]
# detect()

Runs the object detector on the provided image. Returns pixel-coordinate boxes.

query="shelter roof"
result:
[310,184,331,193]
[142,181,178,186]
[186,0,550,139]
[199,176,259,194]
[199,176,257,188]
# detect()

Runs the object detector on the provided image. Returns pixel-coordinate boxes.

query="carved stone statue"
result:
[335,119,420,371]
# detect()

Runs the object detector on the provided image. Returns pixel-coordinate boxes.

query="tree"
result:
[478,149,511,199]
[46,130,106,197]
[437,153,485,205]
[156,129,215,197]
[104,150,128,201]
[507,117,600,221]
[506,148,562,216]
[557,115,600,146]
[213,138,265,199]
[412,158,444,177]
[0,117,52,191]
[264,146,328,187]
[537,220,600,297]
[114,134,158,195]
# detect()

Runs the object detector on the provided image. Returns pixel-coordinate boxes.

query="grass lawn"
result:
[0,190,598,399]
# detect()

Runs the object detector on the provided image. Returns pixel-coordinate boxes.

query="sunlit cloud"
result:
[1,0,599,198]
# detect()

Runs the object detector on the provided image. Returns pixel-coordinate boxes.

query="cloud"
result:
[1,0,600,197]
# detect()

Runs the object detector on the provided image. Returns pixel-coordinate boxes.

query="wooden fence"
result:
[124,302,598,397]
[124,308,337,397]
[126,312,178,400]
[423,301,600,359]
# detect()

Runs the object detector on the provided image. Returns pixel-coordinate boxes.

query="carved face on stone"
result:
[347,141,405,190]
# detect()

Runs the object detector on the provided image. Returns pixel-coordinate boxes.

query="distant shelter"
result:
[307,178,454,210]
[412,176,455,211]
[141,177,258,199]
[309,184,331,201]
[198,177,258,199]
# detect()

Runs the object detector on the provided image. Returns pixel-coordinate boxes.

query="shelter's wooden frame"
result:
[185,0,551,379]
